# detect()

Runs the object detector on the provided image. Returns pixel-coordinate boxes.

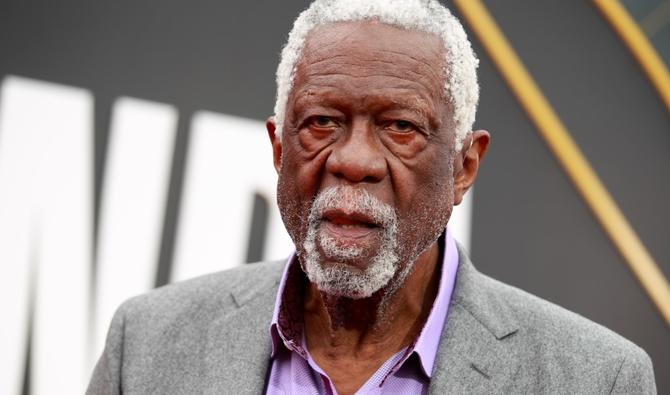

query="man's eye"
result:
[309,116,336,128]
[387,120,415,133]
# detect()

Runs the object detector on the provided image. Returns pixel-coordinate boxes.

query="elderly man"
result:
[88,1,656,394]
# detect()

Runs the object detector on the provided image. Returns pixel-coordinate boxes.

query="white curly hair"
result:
[273,0,479,150]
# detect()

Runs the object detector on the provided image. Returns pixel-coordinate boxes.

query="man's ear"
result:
[453,129,490,205]
[266,117,282,174]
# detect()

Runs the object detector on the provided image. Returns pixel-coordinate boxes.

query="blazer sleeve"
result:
[86,302,128,395]
[609,347,657,395]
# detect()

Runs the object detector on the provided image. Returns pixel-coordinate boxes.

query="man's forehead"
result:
[292,21,449,109]
[302,21,446,65]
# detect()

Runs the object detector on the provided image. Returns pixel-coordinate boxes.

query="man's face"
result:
[270,21,458,298]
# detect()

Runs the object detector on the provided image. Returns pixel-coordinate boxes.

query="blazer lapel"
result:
[429,244,520,394]
[204,263,283,394]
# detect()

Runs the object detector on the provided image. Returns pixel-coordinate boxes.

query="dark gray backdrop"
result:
[1,0,668,392]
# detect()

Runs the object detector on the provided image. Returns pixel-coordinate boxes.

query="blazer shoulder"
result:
[449,245,656,393]
[117,259,286,325]
[472,270,654,378]
[90,260,286,394]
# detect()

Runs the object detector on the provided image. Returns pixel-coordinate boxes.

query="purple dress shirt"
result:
[266,229,459,394]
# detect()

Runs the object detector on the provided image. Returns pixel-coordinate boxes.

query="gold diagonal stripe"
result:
[593,0,670,113]
[453,0,670,327]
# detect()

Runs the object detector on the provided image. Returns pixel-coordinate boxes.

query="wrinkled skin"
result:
[266,21,489,395]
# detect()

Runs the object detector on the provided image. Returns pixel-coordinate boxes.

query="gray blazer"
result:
[87,245,656,394]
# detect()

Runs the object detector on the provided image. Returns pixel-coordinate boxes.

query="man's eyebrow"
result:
[381,96,442,129]
[291,87,341,107]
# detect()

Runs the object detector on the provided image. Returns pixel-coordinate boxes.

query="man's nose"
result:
[325,118,387,184]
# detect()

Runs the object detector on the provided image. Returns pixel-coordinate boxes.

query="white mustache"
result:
[309,186,397,229]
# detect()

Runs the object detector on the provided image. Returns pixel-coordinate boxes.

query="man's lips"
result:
[322,209,378,227]
[320,209,378,239]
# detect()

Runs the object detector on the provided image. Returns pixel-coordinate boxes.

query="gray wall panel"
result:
[464,0,670,390]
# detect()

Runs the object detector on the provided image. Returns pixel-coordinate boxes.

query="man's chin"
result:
[301,252,399,300]
[315,231,382,271]
[310,273,385,300]
[316,253,376,271]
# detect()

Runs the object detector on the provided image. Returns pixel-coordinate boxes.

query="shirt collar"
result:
[412,228,459,377]
[268,228,460,377]
[269,250,307,358]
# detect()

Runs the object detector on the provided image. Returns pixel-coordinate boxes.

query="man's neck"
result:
[301,241,442,394]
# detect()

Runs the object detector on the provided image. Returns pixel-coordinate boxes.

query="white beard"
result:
[301,186,410,299]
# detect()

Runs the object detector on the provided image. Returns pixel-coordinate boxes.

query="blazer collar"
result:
[429,242,520,393]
